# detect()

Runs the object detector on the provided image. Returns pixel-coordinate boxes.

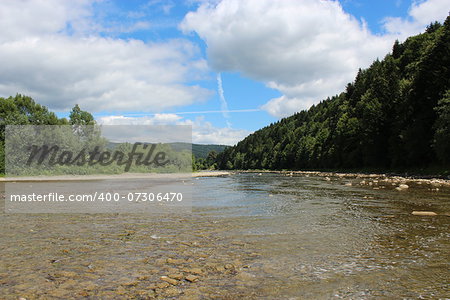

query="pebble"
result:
[215,265,225,272]
[395,184,409,191]
[164,286,181,296]
[430,180,441,187]
[166,267,179,274]
[412,211,437,216]
[168,273,184,280]
[160,276,179,285]
[80,282,97,291]
[166,258,184,264]
[156,282,170,289]
[235,272,254,281]
[184,267,203,275]
[78,291,89,297]
[49,288,70,298]
[185,274,199,282]
[58,279,78,289]
[121,281,138,287]
[57,271,77,278]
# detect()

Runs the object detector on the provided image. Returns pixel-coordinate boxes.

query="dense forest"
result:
[216,17,450,173]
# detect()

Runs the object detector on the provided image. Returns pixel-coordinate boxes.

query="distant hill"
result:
[107,142,227,159]
[171,143,228,159]
[217,18,450,171]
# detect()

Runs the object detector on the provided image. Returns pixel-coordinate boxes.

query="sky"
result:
[0,0,448,145]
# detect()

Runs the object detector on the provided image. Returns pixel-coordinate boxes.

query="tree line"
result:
[0,95,192,174]
[0,95,95,173]
[216,17,450,173]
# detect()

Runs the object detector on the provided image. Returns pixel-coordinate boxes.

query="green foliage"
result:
[434,90,450,164]
[193,150,221,171]
[0,97,192,175]
[69,104,95,125]
[217,17,450,171]
[0,94,68,173]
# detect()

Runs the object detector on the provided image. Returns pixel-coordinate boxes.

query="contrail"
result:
[217,73,231,128]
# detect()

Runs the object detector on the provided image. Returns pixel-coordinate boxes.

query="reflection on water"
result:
[1,173,449,299]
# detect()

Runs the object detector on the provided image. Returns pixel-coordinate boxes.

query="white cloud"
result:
[383,0,449,38]
[182,117,249,145]
[0,0,211,113]
[181,0,448,118]
[99,113,182,125]
[0,0,92,42]
[98,114,250,145]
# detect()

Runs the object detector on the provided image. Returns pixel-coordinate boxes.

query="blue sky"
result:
[0,0,448,144]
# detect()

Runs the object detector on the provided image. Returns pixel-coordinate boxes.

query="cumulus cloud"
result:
[181,0,448,117]
[0,0,92,42]
[0,0,210,113]
[383,0,449,38]
[98,114,250,145]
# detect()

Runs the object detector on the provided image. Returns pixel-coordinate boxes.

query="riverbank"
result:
[0,171,232,182]
[2,169,448,187]
[235,170,450,188]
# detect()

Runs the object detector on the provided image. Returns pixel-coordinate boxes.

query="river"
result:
[1,172,449,299]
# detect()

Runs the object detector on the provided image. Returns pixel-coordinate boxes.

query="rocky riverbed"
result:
[0,212,263,299]
[1,172,449,299]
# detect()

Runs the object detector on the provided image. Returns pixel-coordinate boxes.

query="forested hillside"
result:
[217,17,450,171]
[170,143,227,159]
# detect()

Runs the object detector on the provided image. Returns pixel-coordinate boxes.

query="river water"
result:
[1,173,449,299]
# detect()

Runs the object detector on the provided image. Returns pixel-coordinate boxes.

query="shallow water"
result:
[1,173,449,299]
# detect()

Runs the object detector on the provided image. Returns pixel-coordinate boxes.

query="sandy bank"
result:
[0,171,232,182]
